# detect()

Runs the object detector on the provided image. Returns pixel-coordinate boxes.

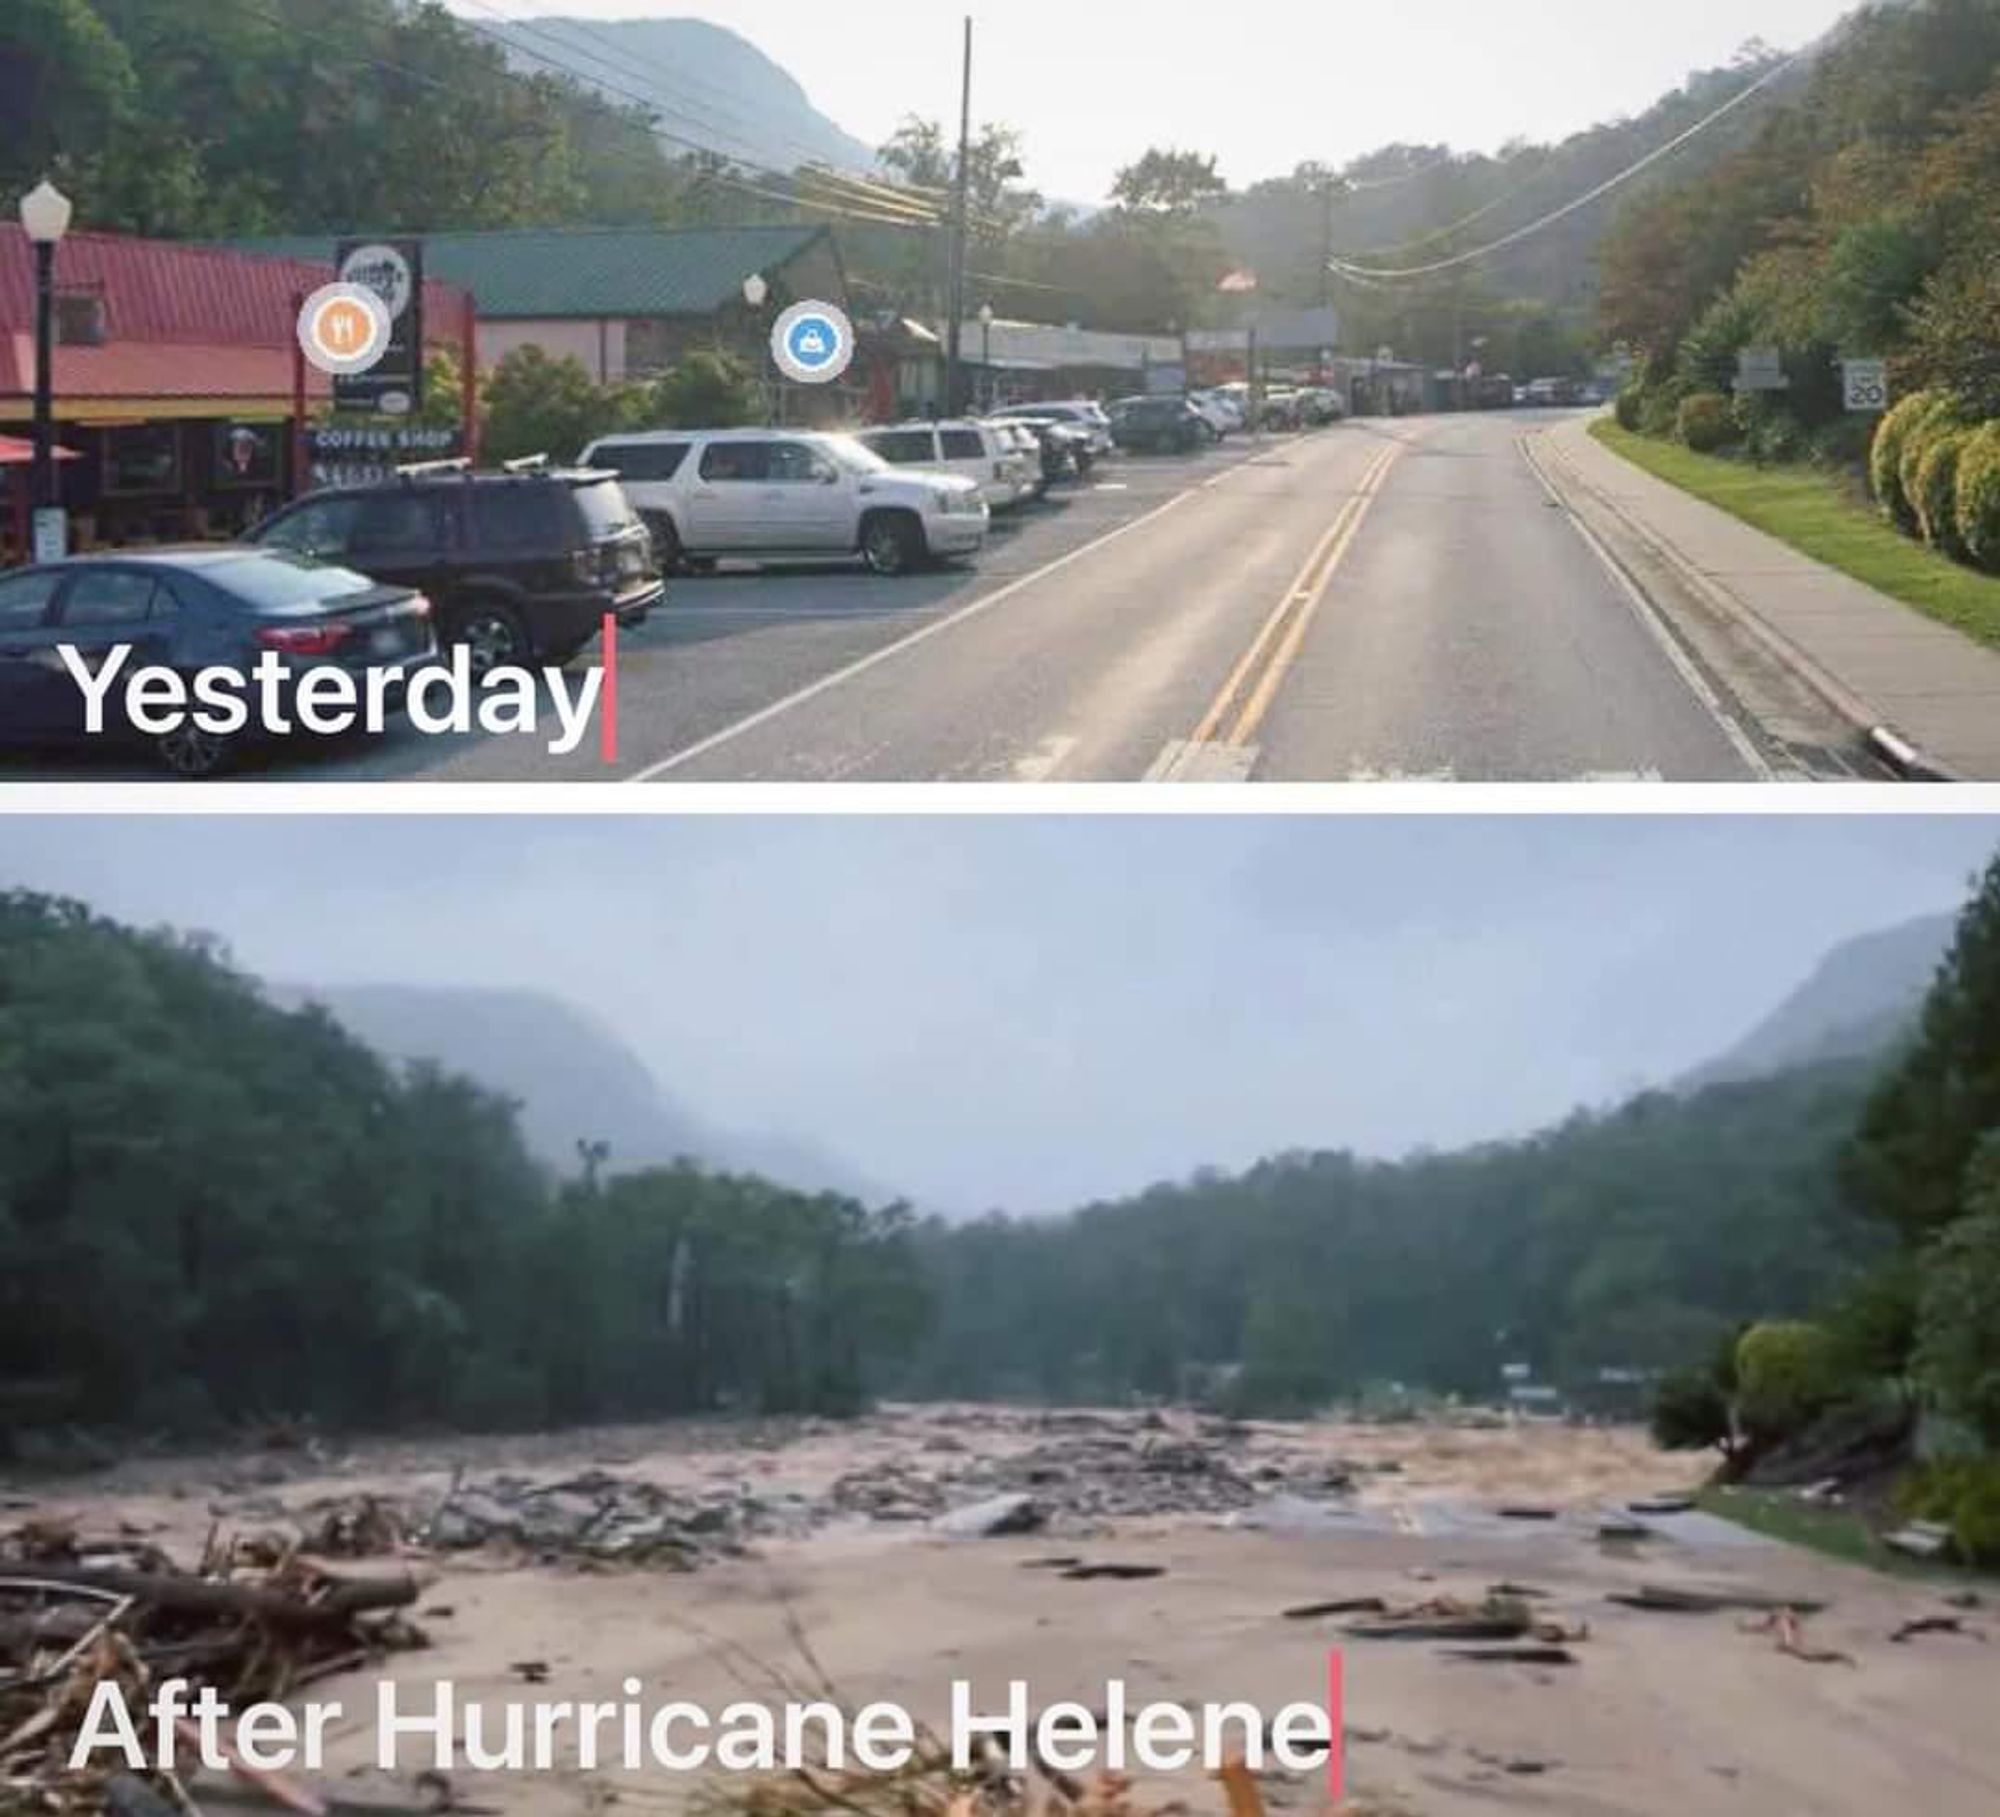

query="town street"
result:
[8,413,1863,784]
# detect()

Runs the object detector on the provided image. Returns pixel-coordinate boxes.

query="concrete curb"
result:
[1535,423,1965,784]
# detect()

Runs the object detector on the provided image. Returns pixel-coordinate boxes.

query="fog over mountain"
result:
[2,817,1991,1214]
[270,981,886,1201]
[1679,913,1956,1090]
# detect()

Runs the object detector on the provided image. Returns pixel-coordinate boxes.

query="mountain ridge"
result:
[269,979,888,1202]
[486,14,880,176]
[1677,911,1954,1092]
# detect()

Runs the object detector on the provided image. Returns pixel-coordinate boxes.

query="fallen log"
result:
[6,1561,419,1630]
[1607,1585,1826,1616]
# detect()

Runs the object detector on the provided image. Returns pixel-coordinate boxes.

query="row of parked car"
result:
[0,390,1280,773]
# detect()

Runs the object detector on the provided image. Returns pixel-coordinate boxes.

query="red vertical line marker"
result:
[1326,1649,1345,1803]
[599,613,619,765]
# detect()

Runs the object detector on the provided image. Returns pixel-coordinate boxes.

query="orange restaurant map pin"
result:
[296,282,393,377]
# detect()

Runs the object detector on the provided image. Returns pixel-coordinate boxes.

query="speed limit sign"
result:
[1843,358,1889,413]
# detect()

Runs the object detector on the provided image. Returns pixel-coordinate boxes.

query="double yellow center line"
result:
[1186,438,1406,751]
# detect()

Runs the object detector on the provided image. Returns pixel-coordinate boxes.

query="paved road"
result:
[4,411,1774,784]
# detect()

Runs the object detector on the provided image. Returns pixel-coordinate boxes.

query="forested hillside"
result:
[6,867,1993,1445]
[0,892,926,1442]
[904,1060,1888,1408]
[1602,0,2000,445]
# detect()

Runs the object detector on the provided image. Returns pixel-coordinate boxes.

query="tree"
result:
[1913,1139,2000,1443]
[1111,148,1227,217]
[1845,850,2000,1244]
[649,350,756,429]
[481,345,626,464]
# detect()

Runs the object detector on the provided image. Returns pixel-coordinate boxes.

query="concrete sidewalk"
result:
[1541,413,2000,780]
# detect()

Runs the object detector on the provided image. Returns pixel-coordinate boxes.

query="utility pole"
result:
[1318,175,1335,312]
[943,16,973,417]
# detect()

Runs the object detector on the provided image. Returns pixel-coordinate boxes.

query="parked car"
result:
[1108,396,1208,454]
[1188,389,1245,436]
[1260,389,1306,430]
[855,419,1033,512]
[1298,387,1346,425]
[0,549,434,775]
[989,421,1050,500]
[247,462,659,673]
[1005,399,1115,455]
[990,415,1096,484]
[577,429,987,576]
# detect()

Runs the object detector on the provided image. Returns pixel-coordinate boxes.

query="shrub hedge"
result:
[1675,392,1736,452]
[1913,428,1973,556]
[1956,421,2000,572]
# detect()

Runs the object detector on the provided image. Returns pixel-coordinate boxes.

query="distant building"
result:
[230,225,849,386]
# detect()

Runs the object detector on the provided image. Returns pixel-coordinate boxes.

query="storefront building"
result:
[0,228,461,565]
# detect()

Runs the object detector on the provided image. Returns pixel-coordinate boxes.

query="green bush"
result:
[1913,428,1975,555]
[1914,1206,2000,1444]
[1637,381,1685,439]
[1733,394,1808,466]
[1897,1455,2000,1566]
[1956,421,2000,572]
[1651,1367,1732,1452]
[1899,407,1964,526]
[1736,1321,1841,1445]
[1614,384,1645,433]
[1871,389,1956,530]
[1676,392,1737,453]
[1808,413,1877,471]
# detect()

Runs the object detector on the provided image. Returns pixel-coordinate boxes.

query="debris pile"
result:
[915,1420,1355,1528]
[0,1517,426,1813]
[417,1469,804,1565]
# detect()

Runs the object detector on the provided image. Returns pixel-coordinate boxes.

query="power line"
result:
[1325,53,1802,281]
[447,0,943,221]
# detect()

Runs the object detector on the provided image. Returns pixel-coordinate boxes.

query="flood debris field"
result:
[3,1404,1995,1817]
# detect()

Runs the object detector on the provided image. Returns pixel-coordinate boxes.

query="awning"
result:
[0,434,82,466]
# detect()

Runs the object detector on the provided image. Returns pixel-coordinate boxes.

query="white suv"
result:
[578,429,988,576]
[857,420,1034,512]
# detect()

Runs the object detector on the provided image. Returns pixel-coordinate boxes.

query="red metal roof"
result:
[0,227,465,402]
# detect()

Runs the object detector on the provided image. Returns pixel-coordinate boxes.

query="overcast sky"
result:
[459,1,1859,199]
[4,815,1993,1212]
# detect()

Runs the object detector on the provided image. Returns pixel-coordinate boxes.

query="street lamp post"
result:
[977,302,994,413]
[742,270,776,424]
[19,179,73,550]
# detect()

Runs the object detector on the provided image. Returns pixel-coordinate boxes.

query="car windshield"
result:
[819,435,891,475]
[207,553,379,611]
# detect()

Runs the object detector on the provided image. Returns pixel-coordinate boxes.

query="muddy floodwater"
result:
[10,1404,1998,1816]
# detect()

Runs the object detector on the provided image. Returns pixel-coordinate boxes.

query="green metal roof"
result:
[224,225,832,319]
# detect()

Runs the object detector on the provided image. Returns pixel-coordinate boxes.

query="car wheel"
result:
[445,598,532,676]
[859,511,923,576]
[644,512,684,574]
[154,721,241,779]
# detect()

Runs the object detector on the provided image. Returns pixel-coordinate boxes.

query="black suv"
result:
[245,464,663,670]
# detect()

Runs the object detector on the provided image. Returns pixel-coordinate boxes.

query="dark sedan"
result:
[0,548,434,775]
[1108,397,1208,455]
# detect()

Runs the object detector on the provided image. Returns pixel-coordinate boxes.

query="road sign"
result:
[1734,345,1788,392]
[333,238,424,414]
[1843,357,1889,413]
[770,301,854,384]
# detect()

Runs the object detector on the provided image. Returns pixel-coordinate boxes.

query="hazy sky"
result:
[458,1,1860,199]
[4,815,1992,1212]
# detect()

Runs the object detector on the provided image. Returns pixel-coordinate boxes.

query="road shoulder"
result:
[1537,414,2000,780]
